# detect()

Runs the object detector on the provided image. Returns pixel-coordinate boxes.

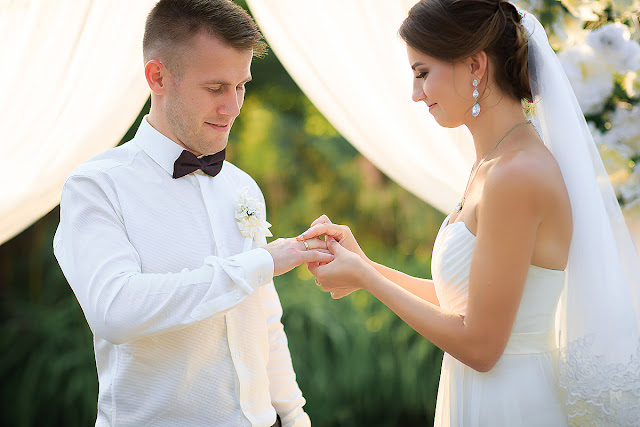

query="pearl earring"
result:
[471,78,480,117]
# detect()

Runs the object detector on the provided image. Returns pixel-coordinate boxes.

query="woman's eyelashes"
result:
[415,71,428,79]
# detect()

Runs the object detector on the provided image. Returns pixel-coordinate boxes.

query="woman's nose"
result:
[412,83,426,103]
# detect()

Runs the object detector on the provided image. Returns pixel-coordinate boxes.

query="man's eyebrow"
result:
[202,76,253,85]
[411,62,424,70]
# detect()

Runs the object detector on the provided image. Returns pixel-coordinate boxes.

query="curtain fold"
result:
[0,0,156,245]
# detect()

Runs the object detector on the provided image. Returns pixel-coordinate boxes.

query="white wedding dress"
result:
[430,215,569,427]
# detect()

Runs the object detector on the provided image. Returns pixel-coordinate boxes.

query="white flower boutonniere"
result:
[235,187,272,242]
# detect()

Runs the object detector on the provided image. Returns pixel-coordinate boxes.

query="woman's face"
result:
[407,45,476,128]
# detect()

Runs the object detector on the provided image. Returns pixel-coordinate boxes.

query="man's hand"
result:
[263,237,334,277]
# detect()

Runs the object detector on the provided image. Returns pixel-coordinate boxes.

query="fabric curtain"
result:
[2,0,638,254]
[0,0,156,245]
[246,0,640,255]
[246,0,476,215]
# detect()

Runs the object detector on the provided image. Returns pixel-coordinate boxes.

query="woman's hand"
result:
[297,215,368,262]
[308,238,375,299]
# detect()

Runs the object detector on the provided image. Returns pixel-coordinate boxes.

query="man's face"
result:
[162,32,253,156]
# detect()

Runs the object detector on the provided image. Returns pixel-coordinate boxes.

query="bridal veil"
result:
[521,7,640,425]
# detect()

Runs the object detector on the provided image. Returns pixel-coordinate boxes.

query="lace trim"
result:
[558,335,640,427]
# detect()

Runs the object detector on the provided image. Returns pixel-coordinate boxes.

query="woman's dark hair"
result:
[399,0,532,102]
[143,0,267,70]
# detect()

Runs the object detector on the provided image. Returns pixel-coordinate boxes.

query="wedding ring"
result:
[303,240,310,251]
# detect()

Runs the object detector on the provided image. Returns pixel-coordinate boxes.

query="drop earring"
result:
[471,78,480,117]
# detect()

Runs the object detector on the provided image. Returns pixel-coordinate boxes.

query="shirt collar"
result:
[134,116,186,176]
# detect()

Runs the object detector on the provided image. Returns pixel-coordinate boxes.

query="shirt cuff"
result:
[189,248,274,321]
[233,247,274,289]
[282,411,311,427]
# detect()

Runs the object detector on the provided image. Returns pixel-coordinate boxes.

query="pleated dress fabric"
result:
[430,216,569,427]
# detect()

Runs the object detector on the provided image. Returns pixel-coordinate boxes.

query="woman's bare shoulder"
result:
[484,140,565,212]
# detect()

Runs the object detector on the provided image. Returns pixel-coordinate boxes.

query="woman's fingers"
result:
[310,214,332,228]
[297,223,345,241]
[301,249,334,265]
[307,261,320,276]
[306,241,361,300]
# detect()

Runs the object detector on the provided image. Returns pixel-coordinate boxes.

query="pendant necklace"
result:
[455,119,532,213]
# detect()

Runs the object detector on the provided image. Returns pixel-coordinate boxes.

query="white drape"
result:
[0,0,156,245]
[246,0,475,215]
[2,0,638,253]
[246,0,640,254]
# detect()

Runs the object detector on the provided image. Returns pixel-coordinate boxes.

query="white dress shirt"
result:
[53,117,311,427]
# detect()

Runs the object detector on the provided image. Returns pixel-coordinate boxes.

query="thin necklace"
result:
[455,119,532,213]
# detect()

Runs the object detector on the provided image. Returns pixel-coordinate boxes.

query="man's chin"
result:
[200,139,228,156]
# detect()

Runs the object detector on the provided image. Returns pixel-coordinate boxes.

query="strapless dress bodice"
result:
[431,215,565,354]
[431,215,570,426]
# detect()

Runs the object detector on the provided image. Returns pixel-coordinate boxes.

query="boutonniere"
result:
[235,187,272,243]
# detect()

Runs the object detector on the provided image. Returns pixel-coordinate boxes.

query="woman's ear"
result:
[466,51,488,83]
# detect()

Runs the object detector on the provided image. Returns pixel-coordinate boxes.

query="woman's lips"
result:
[428,103,437,111]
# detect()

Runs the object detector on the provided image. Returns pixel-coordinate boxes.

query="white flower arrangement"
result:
[559,0,606,21]
[604,105,640,154]
[234,187,272,240]
[515,0,640,212]
[619,168,640,209]
[586,23,640,73]
[559,43,615,114]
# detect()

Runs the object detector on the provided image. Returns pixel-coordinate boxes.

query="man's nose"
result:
[218,90,241,117]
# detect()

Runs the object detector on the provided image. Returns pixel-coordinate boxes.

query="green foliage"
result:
[278,272,441,426]
[0,209,97,427]
[0,2,445,425]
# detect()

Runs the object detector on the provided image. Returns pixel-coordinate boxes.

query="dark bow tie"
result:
[173,148,226,179]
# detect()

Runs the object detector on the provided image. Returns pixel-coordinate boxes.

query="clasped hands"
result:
[263,214,374,299]
[296,215,374,299]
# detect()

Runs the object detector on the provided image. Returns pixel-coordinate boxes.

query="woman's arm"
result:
[299,216,439,305]
[309,158,545,372]
[368,261,439,306]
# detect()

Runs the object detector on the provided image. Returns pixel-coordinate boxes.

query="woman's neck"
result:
[465,96,529,162]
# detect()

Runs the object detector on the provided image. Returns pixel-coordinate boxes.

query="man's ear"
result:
[144,60,167,95]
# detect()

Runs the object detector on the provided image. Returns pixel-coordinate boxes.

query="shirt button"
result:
[234,292,241,300]
[235,351,240,358]
[258,275,263,283]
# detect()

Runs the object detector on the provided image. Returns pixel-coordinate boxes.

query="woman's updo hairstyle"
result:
[399,0,532,103]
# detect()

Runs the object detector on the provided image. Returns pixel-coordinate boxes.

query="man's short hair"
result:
[143,0,267,71]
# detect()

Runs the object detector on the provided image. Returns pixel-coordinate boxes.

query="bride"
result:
[297,1,640,426]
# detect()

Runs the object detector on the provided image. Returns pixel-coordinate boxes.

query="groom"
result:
[53,0,331,426]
